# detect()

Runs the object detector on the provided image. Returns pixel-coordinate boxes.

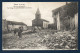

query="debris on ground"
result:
[2,30,78,50]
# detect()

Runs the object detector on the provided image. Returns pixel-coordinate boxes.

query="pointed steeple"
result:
[35,8,41,19]
[36,8,40,15]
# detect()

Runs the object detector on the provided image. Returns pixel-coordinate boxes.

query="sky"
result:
[2,2,66,26]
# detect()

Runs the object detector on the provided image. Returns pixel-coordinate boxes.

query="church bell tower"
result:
[35,8,41,19]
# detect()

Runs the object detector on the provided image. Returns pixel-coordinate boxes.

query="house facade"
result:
[32,8,49,29]
[2,19,27,33]
[2,19,8,32]
[7,21,27,31]
[52,2,78,30]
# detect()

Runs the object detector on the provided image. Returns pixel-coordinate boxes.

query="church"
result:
[32,8,49,29]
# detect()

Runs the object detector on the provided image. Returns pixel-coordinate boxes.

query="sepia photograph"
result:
[2,2,78,50]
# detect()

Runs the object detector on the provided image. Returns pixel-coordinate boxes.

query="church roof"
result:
[41,19,49,22]
[32,19,49,22]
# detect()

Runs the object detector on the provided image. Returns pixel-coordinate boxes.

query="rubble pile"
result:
[2,29,78,50]
[40,31,77,50]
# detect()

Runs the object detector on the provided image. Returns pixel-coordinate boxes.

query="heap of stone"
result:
[40,31,77,50]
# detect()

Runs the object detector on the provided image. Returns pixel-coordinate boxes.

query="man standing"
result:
[13,28,18,36]
[18,27,23,38]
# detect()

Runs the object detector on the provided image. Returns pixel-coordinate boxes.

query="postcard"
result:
[2,2,78,50]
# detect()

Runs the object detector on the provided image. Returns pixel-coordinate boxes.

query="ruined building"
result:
[52,2,78,30]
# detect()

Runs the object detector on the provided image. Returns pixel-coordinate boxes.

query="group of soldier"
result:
[13,26,42,38]
[13,26,23,38]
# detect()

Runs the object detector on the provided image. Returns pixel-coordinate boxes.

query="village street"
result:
[2,30,50,50]
[2,29,78,50]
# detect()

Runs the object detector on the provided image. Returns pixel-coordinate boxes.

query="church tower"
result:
[32,8,49,28]
[35,8,41,19]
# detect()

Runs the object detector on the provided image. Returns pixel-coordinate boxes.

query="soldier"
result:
[18,27,23,38]
[13,28,18,36]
